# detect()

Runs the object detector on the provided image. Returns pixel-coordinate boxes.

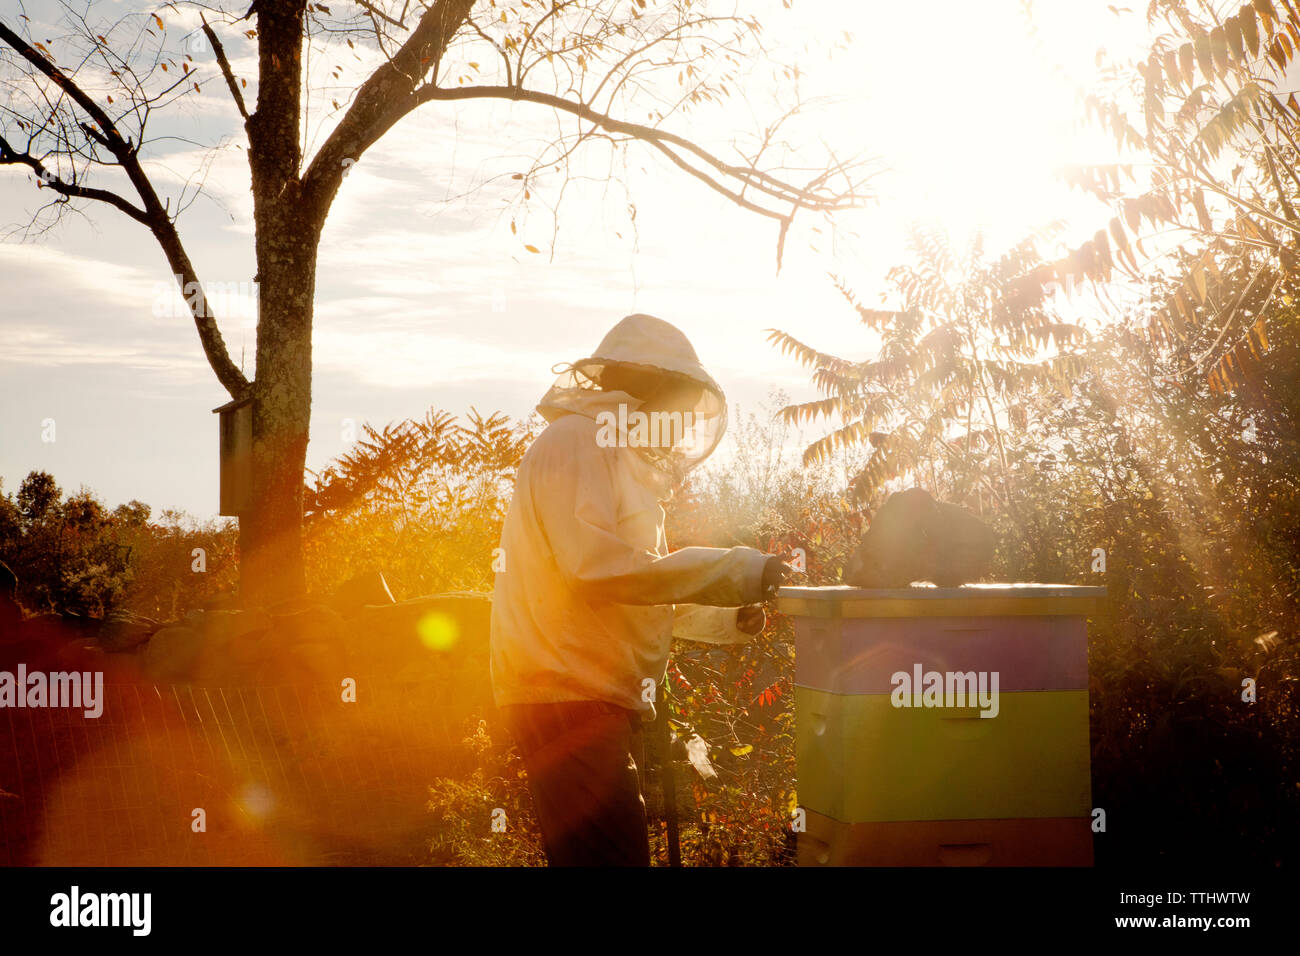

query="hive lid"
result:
[776,583,1106,618]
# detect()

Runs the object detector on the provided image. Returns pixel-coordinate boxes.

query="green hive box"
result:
[777,584,1106,867]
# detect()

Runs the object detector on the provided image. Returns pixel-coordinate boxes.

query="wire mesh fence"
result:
[0,592,721,867]
[2,670,492,866]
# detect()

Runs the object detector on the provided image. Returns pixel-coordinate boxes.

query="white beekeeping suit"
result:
[490,313,773,717]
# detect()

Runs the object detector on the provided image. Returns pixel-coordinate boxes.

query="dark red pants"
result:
[501,700,650,867]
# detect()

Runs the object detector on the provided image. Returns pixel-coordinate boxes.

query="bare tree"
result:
[0,0,874,605]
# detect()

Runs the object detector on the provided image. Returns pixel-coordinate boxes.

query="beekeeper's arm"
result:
[533,427,772,607]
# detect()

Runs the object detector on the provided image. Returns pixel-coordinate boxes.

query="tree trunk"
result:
[239,0,315,607]
[239,231,318,607]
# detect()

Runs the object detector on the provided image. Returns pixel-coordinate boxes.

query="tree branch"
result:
[200,13,250,123]
[0,134,149,223]
[301,5,870,267]
[408,84,869,216]
[300,0,476,215]
[0,18,251,399]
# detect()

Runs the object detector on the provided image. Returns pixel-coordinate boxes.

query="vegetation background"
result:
[4,345,1295,866]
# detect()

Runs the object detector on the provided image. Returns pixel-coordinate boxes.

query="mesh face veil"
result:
[540,314,729,479]
[549,362,727,476]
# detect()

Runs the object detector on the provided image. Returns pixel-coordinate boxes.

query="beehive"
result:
[777,584,1105,866]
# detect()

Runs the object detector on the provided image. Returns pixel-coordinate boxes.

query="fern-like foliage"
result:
[1066,0,1297,395]
[769,223,1089,503]
[303,407,539,521]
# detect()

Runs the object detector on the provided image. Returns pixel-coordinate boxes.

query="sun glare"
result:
[797,0,1154,252]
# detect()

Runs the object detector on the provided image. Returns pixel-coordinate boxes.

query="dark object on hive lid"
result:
[844,487,997,588]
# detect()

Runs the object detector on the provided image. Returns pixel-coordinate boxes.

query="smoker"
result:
[778,584,1106,866]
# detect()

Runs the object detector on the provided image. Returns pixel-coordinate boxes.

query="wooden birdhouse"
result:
[213,396,253,516]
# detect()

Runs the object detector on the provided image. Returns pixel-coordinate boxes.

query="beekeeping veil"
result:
[538,313,728,478]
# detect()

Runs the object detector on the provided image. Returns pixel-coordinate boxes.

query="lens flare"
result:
[233,782,275,826]
[417,612,459,651]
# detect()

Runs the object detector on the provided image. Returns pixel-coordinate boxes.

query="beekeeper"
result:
[491,312,787,866]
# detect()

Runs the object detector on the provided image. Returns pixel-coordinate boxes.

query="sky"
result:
[0,0,1155,520]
